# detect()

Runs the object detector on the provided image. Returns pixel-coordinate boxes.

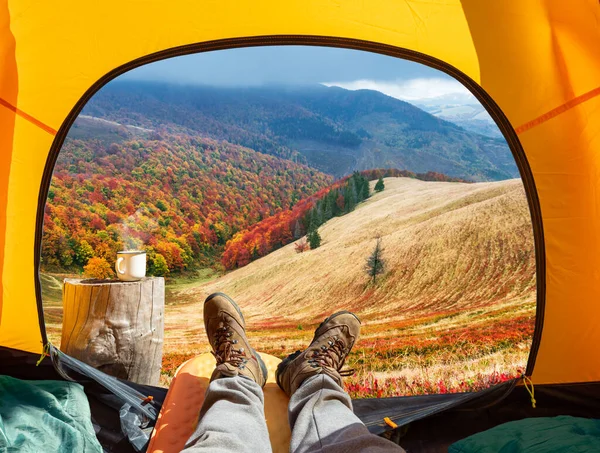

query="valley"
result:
[41,80,536,398]
[158,177,535,396]
[43,132,333,273]
[43,177,535,397]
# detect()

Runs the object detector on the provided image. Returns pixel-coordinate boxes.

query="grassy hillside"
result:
[161,177,536,395]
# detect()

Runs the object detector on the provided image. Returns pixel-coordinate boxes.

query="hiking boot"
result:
[276,311,361,396]
[204,292,268,387]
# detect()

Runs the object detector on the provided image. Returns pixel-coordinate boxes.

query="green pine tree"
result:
[331,189,342,216]
[360,178,370,200]
[310,205,323,230]
[348,178,358,210]
[323,197,333,221]
[374,177,385,193]
[308,228,322,249]
[365,238,385,283]
[293,220,302,240]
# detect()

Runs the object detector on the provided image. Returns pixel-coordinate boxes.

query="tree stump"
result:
[60,277,165,385]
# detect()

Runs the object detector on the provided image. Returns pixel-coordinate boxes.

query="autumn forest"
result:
[41,79,536,398]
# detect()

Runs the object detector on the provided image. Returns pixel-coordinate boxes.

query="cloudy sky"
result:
[123,45,476,104]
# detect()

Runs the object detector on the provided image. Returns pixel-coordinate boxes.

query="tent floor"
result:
[0,346,167,453]
[397,381,600,451]
[3,346,600,452]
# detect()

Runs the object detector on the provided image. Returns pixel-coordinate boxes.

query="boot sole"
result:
[251,347,269,385]
[275,311,361,390]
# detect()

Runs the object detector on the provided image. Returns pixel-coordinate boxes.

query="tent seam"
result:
[515,86,600,134]
[0,96,57,135]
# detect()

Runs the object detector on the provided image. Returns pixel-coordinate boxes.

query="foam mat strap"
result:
[384,417,398,429]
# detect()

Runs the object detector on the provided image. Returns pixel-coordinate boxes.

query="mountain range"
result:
[43,79,521,275]
[82,81,517,181]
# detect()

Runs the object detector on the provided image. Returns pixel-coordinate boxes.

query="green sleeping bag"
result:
[449,416,600,453]
[0,375,102,452]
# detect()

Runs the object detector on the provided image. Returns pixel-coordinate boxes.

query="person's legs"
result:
[182,293,272,453]
[277,311,405,453]
[182,376,272,453]
[288,374,405,453]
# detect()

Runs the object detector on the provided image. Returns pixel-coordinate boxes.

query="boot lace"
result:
[308,336,355,377]
[212,321,248,369]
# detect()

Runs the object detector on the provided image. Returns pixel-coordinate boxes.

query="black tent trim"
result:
[35,34,546,376]
[27,35,547,451]
[355,378,518,434]
[396,380,600,450]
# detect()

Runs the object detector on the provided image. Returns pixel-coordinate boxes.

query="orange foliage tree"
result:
[83,257,114,279]
[42,133,332,274]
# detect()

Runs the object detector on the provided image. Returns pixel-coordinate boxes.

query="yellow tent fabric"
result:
[1,0,599,387]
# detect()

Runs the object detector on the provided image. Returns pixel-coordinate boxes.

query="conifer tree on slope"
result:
[293,220,302,240]
[365,237,385,283]
[361,179,370,199]
[374,177,385,193]
[308,228,322,250]
[324,197,333,220]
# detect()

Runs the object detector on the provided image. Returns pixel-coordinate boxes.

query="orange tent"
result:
[1,1,599,451]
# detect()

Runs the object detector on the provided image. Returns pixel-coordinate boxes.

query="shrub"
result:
[84,257,114,279]
[148,252,169,276]
[294,238,309,253]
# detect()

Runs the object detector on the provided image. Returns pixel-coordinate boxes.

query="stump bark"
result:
[60,277,164,385]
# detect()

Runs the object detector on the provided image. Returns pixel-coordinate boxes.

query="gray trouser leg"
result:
[288,374,406,453]
[182,376,272,453]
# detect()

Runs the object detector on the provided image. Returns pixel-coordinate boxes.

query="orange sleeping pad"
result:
[148,353,291,453]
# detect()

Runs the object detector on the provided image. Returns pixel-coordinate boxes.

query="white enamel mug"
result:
[115,250,146,281]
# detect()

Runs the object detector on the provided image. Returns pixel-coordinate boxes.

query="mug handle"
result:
[115,257,125,275]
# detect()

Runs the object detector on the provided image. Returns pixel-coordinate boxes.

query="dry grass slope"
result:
[163,177,536,395]
[170,178,534,324]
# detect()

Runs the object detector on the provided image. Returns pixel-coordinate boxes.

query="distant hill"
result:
[46,117,473,276]
[162,177,535,394]
[83,81,517,181]
[42,131,332,273]
[415,94,503,139]
[220,168,469,270]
